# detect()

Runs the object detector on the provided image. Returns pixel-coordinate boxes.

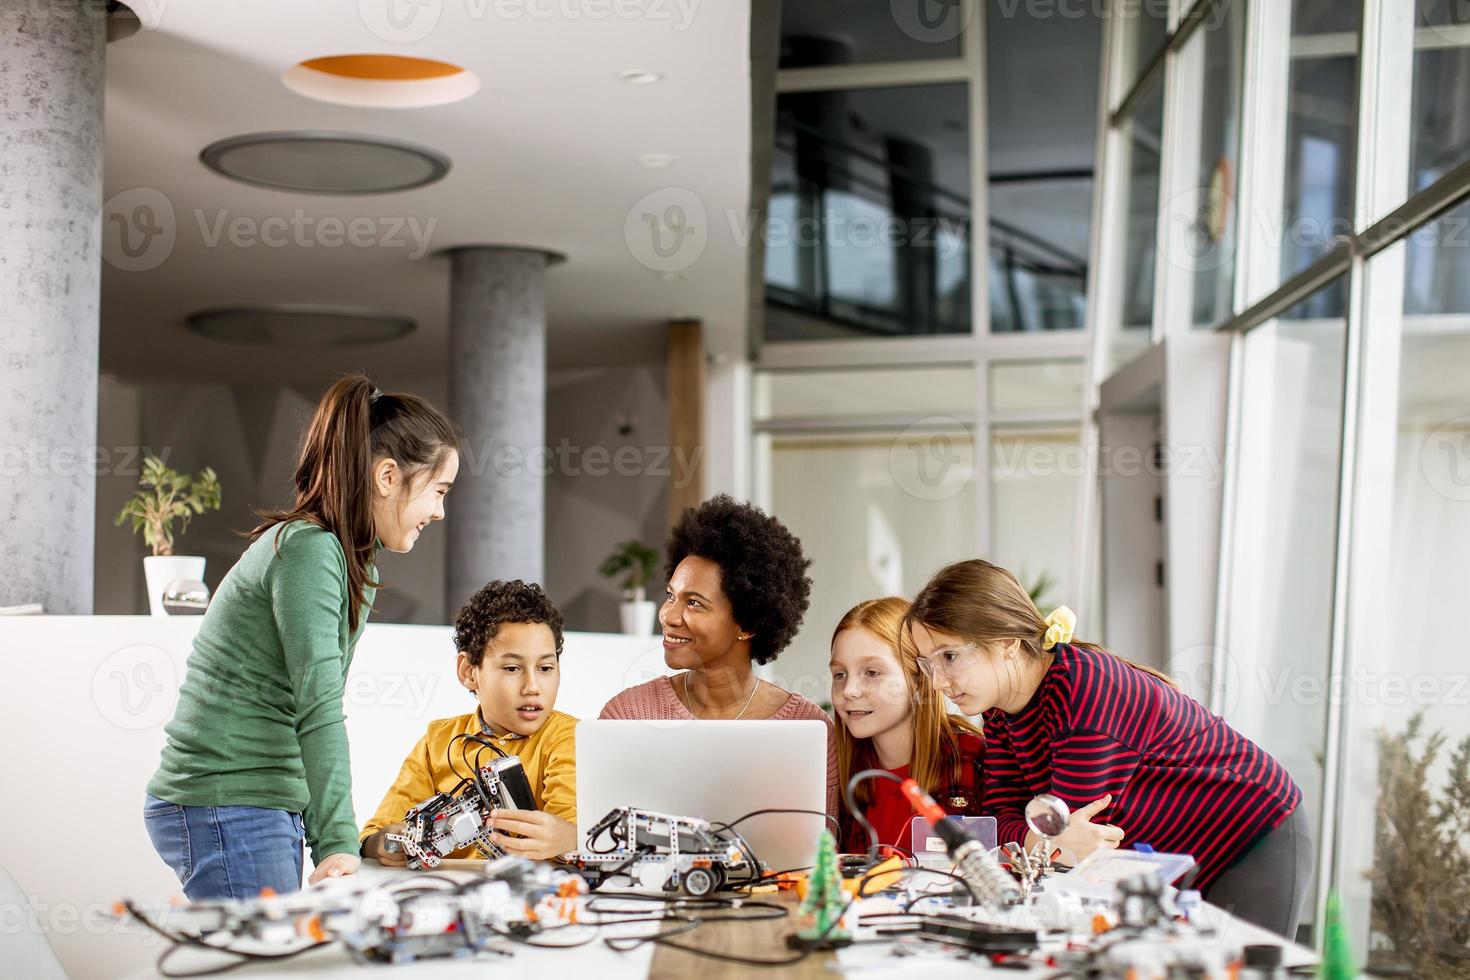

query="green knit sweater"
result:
[147,519,378,864]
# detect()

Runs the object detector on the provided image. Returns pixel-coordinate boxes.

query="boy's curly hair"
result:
[454,580,566,666]
[665,494,812,665]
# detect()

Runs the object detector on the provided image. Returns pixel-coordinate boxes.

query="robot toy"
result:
[572,806,761,896]
[385,754,538,869]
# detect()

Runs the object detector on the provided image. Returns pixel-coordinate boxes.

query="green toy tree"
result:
[1319,891,1356,979]
[798,830,849,942]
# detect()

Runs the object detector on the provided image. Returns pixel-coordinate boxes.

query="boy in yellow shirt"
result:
[360,580,578,863]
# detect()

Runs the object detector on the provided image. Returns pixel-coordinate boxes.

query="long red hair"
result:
[831,597,983,811]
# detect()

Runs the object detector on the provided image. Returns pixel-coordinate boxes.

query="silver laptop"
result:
[575,719,829,874]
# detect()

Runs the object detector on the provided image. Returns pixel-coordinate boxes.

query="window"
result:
[779,0,966,68]
[1220,277,1349,939]
[765,84,972,341]
[1105,78,1165,370]
[1336,197,1470,975]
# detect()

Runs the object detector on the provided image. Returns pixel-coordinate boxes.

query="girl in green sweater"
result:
[145,375,459,899]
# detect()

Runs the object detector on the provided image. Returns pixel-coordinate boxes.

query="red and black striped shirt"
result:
[982,644,1301,891]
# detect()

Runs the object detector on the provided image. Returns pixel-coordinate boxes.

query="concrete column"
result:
[446,246,558,617]
[0,4,105,614]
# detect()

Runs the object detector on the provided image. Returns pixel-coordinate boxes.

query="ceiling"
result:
[101,0,752,385]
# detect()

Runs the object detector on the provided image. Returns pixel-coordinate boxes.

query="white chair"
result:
[0,863,70,980]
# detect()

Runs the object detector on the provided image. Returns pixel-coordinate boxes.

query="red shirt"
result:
[983,644,1301,891]
[840,732,983,854]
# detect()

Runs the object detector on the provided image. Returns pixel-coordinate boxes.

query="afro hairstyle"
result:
[663,494,812,665]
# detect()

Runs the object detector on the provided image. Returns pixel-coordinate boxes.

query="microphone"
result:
[900,780,1020,910]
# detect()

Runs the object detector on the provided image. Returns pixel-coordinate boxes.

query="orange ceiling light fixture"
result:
[283,54,480,108]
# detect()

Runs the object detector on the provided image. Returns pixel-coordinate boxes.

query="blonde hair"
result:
[906,559,1176,687]
[831,597,983,811]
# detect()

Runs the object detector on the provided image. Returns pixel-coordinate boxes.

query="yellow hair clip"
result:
[1042,605,1076,650]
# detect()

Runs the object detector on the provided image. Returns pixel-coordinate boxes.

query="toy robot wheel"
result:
[682,867,718,897]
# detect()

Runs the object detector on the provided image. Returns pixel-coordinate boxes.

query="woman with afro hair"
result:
[599,494,838,815]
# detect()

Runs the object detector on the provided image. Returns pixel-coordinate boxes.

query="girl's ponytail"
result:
[254,374,459,631]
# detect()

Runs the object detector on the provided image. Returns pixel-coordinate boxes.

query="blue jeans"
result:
[144,794,305,901]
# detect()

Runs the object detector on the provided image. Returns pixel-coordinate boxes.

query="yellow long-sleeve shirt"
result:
[360,708,578,858]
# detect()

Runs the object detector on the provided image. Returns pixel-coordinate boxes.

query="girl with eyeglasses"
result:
[907,559,1310,940]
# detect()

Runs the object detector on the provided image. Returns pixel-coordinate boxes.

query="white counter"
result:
[0,616,670,980]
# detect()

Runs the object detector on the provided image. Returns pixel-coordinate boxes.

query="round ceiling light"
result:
[283,54,481,109]
[186,306,416,347]
[200,131,450,194]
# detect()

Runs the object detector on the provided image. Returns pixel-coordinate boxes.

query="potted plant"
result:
[598,540,659,636]
[115,456,222,616]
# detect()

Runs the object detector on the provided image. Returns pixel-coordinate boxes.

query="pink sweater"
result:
[600,675,840,817]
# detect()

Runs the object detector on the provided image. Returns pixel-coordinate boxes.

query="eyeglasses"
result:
[915,642,978,682]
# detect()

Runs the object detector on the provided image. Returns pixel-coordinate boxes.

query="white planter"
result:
[619,600,657,636]
[143,555,206,617]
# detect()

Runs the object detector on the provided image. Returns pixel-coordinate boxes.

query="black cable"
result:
[844,768,907,868]
[124,901,332,979]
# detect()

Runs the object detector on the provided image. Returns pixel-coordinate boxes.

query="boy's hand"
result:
[364,823,409,867]
[308,852,361,884]
[485,809,578,862]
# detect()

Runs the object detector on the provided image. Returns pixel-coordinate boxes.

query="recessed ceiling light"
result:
[186,306,416,347]
[639,153,675,168]
[200,132,450,194]
[283,55,480,109]
[618,69,663,85]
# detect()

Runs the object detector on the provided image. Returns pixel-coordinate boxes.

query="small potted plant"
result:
[598,540,659,636]
[115,456,222,616]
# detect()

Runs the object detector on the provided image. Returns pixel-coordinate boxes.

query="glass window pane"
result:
[1105,78,1165,371]
[988,360,1086,413]
[765,84,972,341]
[1409,0,1470,195]
[1222,276,1349,938]
[987,4,1101,332]
[1171,0,1246,328]
[754,365,976,422]
[1338,198,1470,975]
[1118,0,1171,93]
[990,427,1083,608]
[779,0,965,69]
[1281,0,1359,296]
[761,428,978,701]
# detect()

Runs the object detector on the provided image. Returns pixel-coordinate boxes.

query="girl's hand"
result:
[364,824,409,868]
[309,852,362,884]
[1047,794,1124,861]
[485,809,579,861]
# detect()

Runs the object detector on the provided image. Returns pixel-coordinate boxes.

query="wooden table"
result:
[648,890,832,980]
